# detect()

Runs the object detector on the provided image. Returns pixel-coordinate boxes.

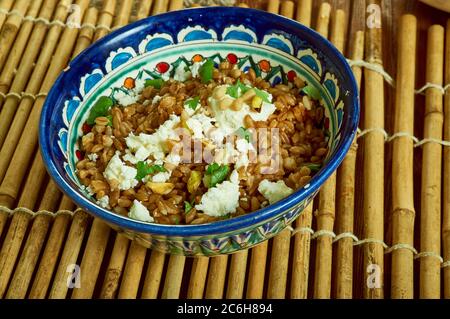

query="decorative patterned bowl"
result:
[39,7,359,256]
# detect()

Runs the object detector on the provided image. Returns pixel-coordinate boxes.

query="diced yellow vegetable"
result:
[252,95,263,109]
[187,171,202,194]
[146,182,175,195]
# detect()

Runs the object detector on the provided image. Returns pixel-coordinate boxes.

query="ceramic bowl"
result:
[39,7,359,256]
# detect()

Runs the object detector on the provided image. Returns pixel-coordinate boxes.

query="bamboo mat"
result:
[0,0,449,299]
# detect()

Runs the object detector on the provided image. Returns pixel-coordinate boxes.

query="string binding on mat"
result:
[0,91,47,101]
[286,225,449,268]
[0,205,76,218]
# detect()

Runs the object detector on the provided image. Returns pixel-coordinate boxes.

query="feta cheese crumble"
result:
[258,180,294,204]
[87,153,98,162]
[129,200,154,222]
[97,195,110,209]
[125,114,180,161]
[173,63,192,82]
[186,113,215,139]
[195,170,240,217]
[103,152,138,190]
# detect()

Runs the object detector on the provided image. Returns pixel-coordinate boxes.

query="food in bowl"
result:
[39,7,359,255]
[76,58,327,225]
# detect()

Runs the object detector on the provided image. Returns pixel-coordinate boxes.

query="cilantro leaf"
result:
[145,78,164,89]
[226,80,250,99]
[205,163,230,188]
[185,96,200,111]
[198,59,214,84]
[236,127,252,143]
[135,162,167,181]
[302,85,321,100]
[106,115,113,127]
[87,96,114,125]
[253,87,271,103]
[184,201,193,214]
[304,163,321,172]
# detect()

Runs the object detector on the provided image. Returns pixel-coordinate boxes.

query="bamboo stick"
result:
[161,255,186,299]
[152,0,168,15]
[267,0,280,14]
[28,196,74,298]
[205,255,228,299]
[237,3,249,8]
[0,0,69,148]
[66,1,134,299]
[5,182,61,298]
[93,0,115,41]
[141,250,166,299]
[117,241,147,299]
[316,2,331,38]
[169,0,183,11]
[99,234,130,299]
[0,151,52,298]
[444,19,450,300]
[296,0,312,27]
[362,0,385,299]
[290,204,313,298]
[0,210,32,297]
[267,229,291,299]
[48,210,91,299]
[391,14,417,299]
[136,0,153,20]
[246,241,268,298]
[419,25,444,299]
[0,0,31,73]
[0,209,8,239]
[113,0,133,30]
[334,30,364,299]
[71,7,98,58]
[313,3,337,300]
[187,256,209,299]
[280,0,294,18]
[225,250,248,299]
[0,0,14,31]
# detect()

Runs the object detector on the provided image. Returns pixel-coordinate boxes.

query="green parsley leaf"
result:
[184,96,200,111]
[302,85,321,100]
[199,59,214,84]
[204,163,230,188]
[87,96,114,125]
[135,162,167,181]
[236,127,252,143]
[106,115,113,127]
[144,78,164,89]
[184,201,193,214]
[226,80,251,99]
[253,87,271,103]
[304,163,321,172]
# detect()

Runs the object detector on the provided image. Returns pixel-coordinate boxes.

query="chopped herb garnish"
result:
[135,162,167,181]
[106,115,113,127]
[184,96,200,111]
[87,96,114,125]
[302,85,321,100]
[184,201,193,214]
[236,127,252,143]
[253,87,271,103]
[198,58,214,83]
[144,78,164,89]
[226,80,250,99]
[304,163,321,172]
[204,163,230,188]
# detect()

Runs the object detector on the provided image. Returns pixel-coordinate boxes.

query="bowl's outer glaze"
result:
[39,7,359,256]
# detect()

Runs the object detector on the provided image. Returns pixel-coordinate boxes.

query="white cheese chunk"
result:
[173,63,192,82]
[125,114,180,161]
[87,153,98,162]
[103,152,138,190]
[97,195,110,209]
[195,170,240,217]
[190,61,204,79]
[129,200,154,223]
[186,113,215,139]
[258,180,294,204]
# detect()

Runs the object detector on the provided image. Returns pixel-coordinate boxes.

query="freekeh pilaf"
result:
[75,57,328,225]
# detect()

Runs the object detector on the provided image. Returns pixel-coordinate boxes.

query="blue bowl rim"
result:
[39,7,360,237]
